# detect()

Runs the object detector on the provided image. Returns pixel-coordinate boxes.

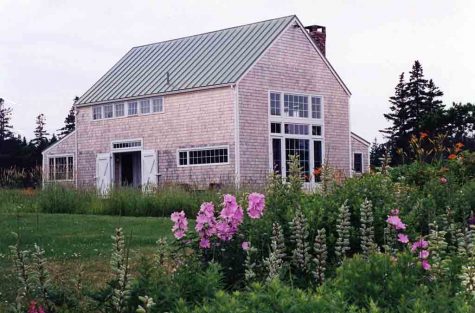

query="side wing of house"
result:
[351,132,370,174]
[42,131,77,186]
[74,86,236,189]
[237,20,351,185]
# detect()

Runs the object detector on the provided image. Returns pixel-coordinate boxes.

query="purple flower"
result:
[241,241,251,251]
[247,193,265,219]
[199,238,210,249]
[171,211,188,239]
[421,259,431,271]
[411,239,429,252]
[195,203,217,249]
[386,215,406,230]
[419,250,430,259]
[397,233,409,244]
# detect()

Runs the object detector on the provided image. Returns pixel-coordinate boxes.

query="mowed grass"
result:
[0,213,175,305]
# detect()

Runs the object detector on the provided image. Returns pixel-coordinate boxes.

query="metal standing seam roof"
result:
[77,15,296,105]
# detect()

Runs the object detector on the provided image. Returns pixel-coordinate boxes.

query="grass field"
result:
[0,213,174,306]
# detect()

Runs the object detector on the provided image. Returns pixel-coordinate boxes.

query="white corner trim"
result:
[232,84,241,187]
[41,130,77,155]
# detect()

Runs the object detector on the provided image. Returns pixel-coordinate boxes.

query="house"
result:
[42,15,370,193]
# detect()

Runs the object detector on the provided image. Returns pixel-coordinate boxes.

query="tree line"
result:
[0,97,76,170]
[372,60,474,166]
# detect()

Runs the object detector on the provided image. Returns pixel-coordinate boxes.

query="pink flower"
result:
[247,193,265,219]
[28,301,45,313]
[386,215,406,230]
[199,238,210,249]
[421,259,431,270]
[171,211,188,239]
[397,233,409,244]
[439,177,448,185]
[411,239,429,252]
[419,250,429,259]
[241,241,251,251]
[195,203,217,249]
[221,194,238,218]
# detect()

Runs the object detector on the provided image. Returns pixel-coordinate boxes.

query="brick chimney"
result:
[304,25,326,56]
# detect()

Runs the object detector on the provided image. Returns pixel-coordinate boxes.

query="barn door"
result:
[141,150,157,191]
[96,153,112,195]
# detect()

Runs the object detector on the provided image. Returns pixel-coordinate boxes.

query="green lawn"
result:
[0,213,174,305]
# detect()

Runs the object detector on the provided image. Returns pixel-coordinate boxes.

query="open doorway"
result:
[114,151,142,187]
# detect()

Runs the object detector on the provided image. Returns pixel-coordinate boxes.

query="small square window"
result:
[128,101,138,115]
[271,123,281,134]
[115,103,124,117]
[312,125,322,136]
[93,106,102,120]
[104,104,113,118]
[140,99,150,114]
[152,98,163,113]
[179,151,188,165]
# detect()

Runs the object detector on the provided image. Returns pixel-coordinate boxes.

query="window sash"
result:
[92,106,102,120]
[48,156,74,181]
[103,104,113,118]
[178,147,229,166]
[128,102,138,115]
[140,99,150,114]
[152,98,163,113]
[115,103,124,117]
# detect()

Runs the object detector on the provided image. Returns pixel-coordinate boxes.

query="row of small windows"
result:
[178,147,228,166]
[270,92,322,119]
[112,140,142,150]
[93,97,164,120]
[271,123,322,137]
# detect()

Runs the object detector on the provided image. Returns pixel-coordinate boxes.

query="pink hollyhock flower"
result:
[421,259,431,270]
[242,241,251,251]
[215,221,234,241]
[195,203,217,248]
[411,239,429,252]
[419,250,430,259]
[171,211,188,239]
[386,215,406,230]
[221,194,238,218]
[397,233,409,244]
[199,238,210,249]
[200,202,215,217]
[247,193,265,219]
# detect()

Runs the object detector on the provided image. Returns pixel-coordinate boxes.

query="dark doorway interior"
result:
[114,151,141,187]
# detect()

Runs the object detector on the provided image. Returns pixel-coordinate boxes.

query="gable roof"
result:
[77,15,295,105]
[351,132,371,146]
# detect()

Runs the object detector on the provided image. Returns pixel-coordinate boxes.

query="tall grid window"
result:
[284,94,308,118]
[104,104,113,118]
[48,156,74,181]
[178,147,228,166]
[285,138,310,181]
[128,101,138,115]
[272,138,282,174]
[270,92,281,116]
[92,106,102,120]
[115,103,124,117]
[354,153,363,173]
[152,98,164,113]
[312,96,322,119]
[140,99,150,114]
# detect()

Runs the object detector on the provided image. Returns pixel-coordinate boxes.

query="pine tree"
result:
[420,79,445,134]
[58,105,76,138]
[31,114,49,149]
[0,98,14,142]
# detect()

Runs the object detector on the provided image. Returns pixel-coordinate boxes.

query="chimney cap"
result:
[304,25,326,33]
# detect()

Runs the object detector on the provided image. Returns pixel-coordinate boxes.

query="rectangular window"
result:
[284,94,308,118]
[178,147,228,166]
[115,103,125,117]
[48,156,74,181]
[272,138,282,174]
[152,98,164,113]
[270,92,281,116]
[112,140,142,150]
[128,101,138,115]
[270,123,281,134]
[140,99,150,114]
[312,96,322,119]
[354,153,363,173]
[284,123,309,135]
[314,141,322,182]
[104,104,113,118]
[312,125,322,136]
[285,138,310,181]
[92,106,102,120]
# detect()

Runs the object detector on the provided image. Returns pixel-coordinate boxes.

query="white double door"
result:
[96,150,157,195]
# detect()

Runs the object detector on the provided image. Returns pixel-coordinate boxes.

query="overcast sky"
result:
[1,0,474,142]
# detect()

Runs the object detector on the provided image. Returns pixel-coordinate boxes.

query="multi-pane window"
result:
[115,103,125,117]
[48,156,74,181]
[152,98,164,113]
[270,92,281,116]
[104,104,113,118]
[178,147,228,166]
[271,123,281,134]
[92,106,102,120]
[314,140,323,182]
[272,138,282,174]
[285,138,310,181]
[112,140,142,150]
[354,153,363,173]
[284,123,309,135]
[140,99,150,114]
[284,94,308,118]
[128,101,138,115]
[312,125,322,136]
[312,96,322,119]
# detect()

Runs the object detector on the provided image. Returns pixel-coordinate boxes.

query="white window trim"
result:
[47,154,74,182]
[111,138,143,152]
[177,145,230,168]
[267,90,325,185]
[91,96,165,121]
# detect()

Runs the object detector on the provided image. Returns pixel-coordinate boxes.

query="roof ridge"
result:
[131,15,296,50]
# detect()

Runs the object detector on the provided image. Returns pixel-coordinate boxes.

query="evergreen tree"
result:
[32,114,49,149]
[58,105,75,138]
[369,138,385,168]
[420,79,445,133]
[0,98,14,142]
